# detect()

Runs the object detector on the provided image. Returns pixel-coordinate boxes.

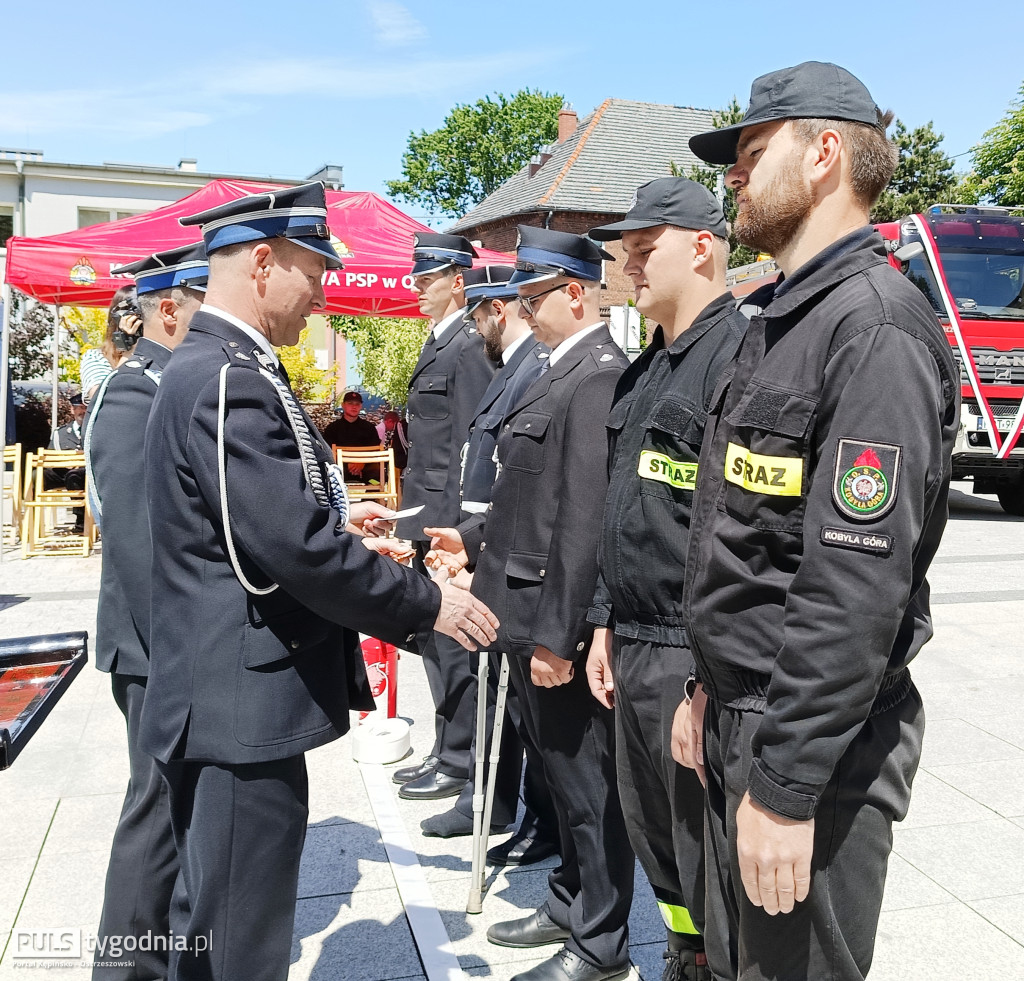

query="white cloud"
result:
[367,1,428,47]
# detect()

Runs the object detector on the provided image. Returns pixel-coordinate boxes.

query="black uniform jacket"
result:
[683,230,960,820]
[397,309,496,541]
[471,325,629,661]
[589,295,747,646]
[88,337,170,676]
[140,311,442,766]
[458,336,547,564]
[50,421,82,450]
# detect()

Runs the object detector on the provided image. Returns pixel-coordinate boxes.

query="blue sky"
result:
[3,0,1020,223]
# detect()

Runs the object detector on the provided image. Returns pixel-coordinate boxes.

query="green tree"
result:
[386,89,564,219]
[968,81,1024,206]
[330,315,429,407]
[870,120,970,221]
[7,293,56,381]
[277,327,336,404]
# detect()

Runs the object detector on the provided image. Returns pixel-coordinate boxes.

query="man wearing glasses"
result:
[468,226,634,981]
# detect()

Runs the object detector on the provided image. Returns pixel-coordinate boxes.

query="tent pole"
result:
[0,283,12,563]
[51,303,61,433]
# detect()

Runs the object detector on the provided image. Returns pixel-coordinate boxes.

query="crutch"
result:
[466,649,490,913]
[467,652,511,913]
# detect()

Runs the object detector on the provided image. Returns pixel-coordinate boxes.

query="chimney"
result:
[177,158,198,172]
[557,104,578,143]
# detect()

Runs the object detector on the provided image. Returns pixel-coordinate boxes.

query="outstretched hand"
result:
[423,525,469,577]
[434,580,498,652]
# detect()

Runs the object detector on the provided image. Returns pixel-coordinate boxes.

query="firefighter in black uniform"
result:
[85,242,208,980]
[140,183,498,981]
[420,265,558,865]
[393,233,497,801]
[675,63,959,981]
[470,227,634,981]
[585,179,747,981]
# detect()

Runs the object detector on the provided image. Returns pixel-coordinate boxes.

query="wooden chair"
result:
[3,444,23,546]
[334,446,399,511]
[20,449,96,558]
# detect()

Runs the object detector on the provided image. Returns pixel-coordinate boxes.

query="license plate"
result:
[976,416,1016,432]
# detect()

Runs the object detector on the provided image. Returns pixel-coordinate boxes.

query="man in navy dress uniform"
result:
[393,233,497,801]
[140,182,497,981]
[86,242,208,980]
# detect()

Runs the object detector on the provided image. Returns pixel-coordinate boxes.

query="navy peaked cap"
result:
[463,264,517,318]
[111,242,210,295]
[509,225,613,288]
[179,181,343,269]
[590,177,728,240]
[411,233,478,275]
[690,61,883,165]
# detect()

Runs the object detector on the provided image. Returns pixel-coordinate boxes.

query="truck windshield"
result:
[903,216,1024,321]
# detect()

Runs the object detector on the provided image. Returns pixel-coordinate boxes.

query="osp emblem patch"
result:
[832,439,901,521]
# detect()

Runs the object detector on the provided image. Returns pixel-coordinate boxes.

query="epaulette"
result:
[591,344,621,367]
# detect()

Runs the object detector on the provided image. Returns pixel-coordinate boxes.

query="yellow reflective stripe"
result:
[657,901,700,935]
[638,450,698,490]
[724,442,803,497]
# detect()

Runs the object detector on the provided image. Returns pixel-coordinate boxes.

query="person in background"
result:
[322,390,381,481]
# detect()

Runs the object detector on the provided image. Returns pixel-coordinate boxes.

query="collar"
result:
[72,420,81,438]
[133,336,172,369]
[656,293,739,357]
[432,307,466,341]
[500,331,531,365]
[547,322,604,367]
[201,303,279,366]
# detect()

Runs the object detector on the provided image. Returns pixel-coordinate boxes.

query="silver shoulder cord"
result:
[82,366,160,528]
[216,363,350,597]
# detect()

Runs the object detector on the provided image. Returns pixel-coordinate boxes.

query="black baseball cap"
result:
[689,61,884,166]
[589,178,728,240]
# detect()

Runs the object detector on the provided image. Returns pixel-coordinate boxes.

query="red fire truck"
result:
[728,205,1024,514]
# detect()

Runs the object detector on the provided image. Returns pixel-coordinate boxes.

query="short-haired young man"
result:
[676,62,959,980]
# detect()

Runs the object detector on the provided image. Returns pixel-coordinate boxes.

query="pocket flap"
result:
[243,618,331,669]
[475,410,504,430]
[423,467,447,491]
[725,387,817,437]
[505,551,548,582]
[418,373,448,394]
[605,398,633,432]
[511,412,551,439]
[646,399,704,442]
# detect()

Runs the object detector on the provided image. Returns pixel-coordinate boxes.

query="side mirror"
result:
[893,241,925,264]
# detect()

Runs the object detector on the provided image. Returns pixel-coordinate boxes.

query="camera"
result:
[111,294,142,352]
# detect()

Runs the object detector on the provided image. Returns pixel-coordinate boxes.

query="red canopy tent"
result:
[2,179,511,316]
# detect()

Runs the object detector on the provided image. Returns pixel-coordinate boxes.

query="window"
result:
[0,207,13,246]
[77,207,144,228]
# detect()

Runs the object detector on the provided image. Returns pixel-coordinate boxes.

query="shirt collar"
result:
[500,331,530,365]
[547,322,604,367]
[201,303,279,366]
[432,307,466,340]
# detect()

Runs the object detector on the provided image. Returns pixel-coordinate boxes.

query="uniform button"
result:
[229,342,239,348]
[576,642,585,652]
[479,542,486,551]
[525,423,531,429]
[406,633,415,644]
[539,569,545,577]
[290,640,300,650]
[504,424,510,431]
[488,503,493,511]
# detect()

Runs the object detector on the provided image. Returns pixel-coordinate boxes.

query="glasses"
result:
[519,283,567,317]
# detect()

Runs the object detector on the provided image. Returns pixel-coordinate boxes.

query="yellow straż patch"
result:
[724,442,803,496]
[638,450,698,490]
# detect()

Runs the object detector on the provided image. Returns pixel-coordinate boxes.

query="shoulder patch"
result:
[832,439,901,521]
[821,526,894,556]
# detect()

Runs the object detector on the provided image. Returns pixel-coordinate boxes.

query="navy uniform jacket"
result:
[49,420,82,450]
[471,325,628,660]
[458,336,547,563]
[683,230,959,820]
[87,337,170,676]
[140,310,442,766]
[397,310,496,541]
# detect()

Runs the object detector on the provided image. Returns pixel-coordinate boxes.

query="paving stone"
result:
[879,853,956,911]
[969,893,1024,946]
[926,758,1024,819]
[0,858,36,938]
[900,768,999,829]
[1,799,58,861]
[919,718,1024,767]
[297,821,390,899]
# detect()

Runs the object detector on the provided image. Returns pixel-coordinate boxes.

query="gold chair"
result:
[20,449,95,558]
[3,444,23,546]
[334,446,399,511]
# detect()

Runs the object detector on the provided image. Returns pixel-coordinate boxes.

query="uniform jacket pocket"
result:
[505,411,551,474]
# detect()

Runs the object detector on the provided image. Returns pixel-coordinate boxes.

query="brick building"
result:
[448,99,714,313]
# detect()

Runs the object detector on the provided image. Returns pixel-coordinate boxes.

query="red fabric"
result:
[3,179,510,316]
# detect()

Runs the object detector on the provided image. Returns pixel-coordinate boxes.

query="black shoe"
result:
[392,755,438,785]
[397,769,467,800]
[486,908,570,949]
[511,948,631,981]
[487,829,559,867]
[662,947,709,981]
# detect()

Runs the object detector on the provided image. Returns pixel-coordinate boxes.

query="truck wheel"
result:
[996,479,1024,516]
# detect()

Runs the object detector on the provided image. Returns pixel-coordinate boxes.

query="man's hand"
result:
[423,525,469,577]
[349,501,395,537]
[735,791,814,915]
[585,628,615,709]
[531,645,574,688]
[361,536,416,564]
[434,580,498,652]
[670,684,707,786]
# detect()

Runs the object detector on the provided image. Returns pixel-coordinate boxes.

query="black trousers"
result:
[453,651,558,834]
[94,673,181,981]
[415,544,475,779]
[703,684,925,981]
[508,652,634,970]
[157,756,309,981]
[613,639,705,943]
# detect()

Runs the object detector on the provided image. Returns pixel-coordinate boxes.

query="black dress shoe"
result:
[486,908,570,949]
[397,769,467,800]
[487,830,559,867]
[392,755,438,785]
[511,948,631,981]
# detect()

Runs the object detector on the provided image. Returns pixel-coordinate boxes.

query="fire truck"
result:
[728,205,1024,515]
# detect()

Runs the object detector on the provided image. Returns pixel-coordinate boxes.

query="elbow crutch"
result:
[467,649,491,913]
